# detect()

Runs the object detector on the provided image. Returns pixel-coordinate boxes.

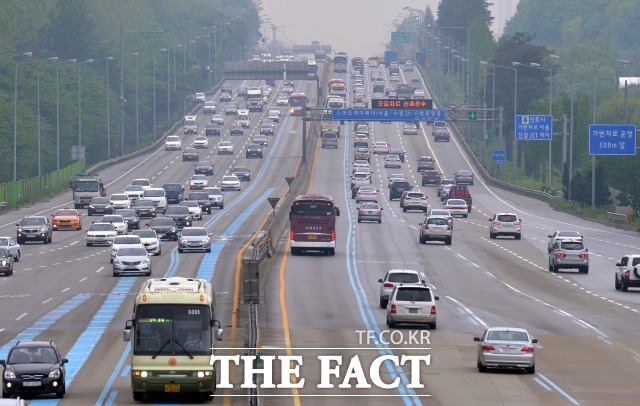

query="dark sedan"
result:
[88,197,114,216]
[230,123,244,135]
[194,161,214,176]
[115,208,140,230]
[390,148,406,163]
[245,144,263,158]
[164,205,192,229]
[147,217,178,240]
[205,124,221,136]
[232,166,251,181]
[186,191,212,214]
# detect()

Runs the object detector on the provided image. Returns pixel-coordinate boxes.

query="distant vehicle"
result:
[203,100,216,113]
[289,93,308,116]
[183,115,198,134]
[164,135,182,150]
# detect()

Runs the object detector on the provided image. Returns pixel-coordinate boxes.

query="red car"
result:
[182,147,199,161]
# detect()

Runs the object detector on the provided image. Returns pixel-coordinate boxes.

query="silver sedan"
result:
[474,327,537,374]
[357,202,382,223]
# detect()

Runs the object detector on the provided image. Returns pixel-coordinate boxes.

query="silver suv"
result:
[615,255,640,292]
[402,191,429,212]
[419,216,452,245]
[386,283,439,329]
[488,213,521,239]
[377,269,425,308]
[548,239,589,274]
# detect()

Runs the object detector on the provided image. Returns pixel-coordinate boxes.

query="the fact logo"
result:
[212,330,432,391]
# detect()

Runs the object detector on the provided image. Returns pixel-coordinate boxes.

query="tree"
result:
[436,0,493,46]
[39,0,99,60]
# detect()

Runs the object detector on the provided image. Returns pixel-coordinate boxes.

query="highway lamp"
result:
[77,58,94,157]
[13,51,33,182]
[36,57,59,176]
[166,47,170,127]
[512,62,523,184]
[203,33,211,89]
[105,57,114,160]
[618,59,631,123]
[529,62,554,190]
[131,52,139,150]
[173,44,181,91]
[480,61,497,154]
[592,64,598,209]
[56,59,77,171]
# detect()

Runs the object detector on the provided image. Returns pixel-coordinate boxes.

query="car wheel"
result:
[358,218,362,223]
[515,234,521,240]
[552,264,559,273]
[378,219,382,224]
[615,275,621,290]
[87,242,92,247]
[580,266,589,274]
[445,237,452,245]
[403,207,407,212]
[133,392,144,401]
[113,271,119,277]
[489,232,495,239]
[423,208,428,213]
[386,315,396,328]
[14,250,20,262]
[206,248,211,253]
[477,360,487,373]
[44,236,49,244]
[526,364,535,374]
[219,204,224,210]
[430,322,436,329]
[621,278,629,292]
[380,298,387,309]
[328,248,335,256]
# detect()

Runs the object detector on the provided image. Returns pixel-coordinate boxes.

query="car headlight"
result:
[170,228,176,233]
[3,369,17,379]
[1,260,6,266]
[204,238,210,244]
[183,217,189,221]
[17,228,22,233]
[49,369,61,379]
[88,205,95,209]
[180,239,187,244]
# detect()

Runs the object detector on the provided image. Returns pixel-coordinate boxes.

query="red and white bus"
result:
[289,92,308,116]
[290,194,340,256]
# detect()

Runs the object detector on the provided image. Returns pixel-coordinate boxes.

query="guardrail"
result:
[606,212,629,223]
[0,202,6,209]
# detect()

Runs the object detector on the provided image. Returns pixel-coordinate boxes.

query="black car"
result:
[260,122,275,135]
[219,92,232,102]
[147,217,178,240]
[16,216,53,244]
[246,144,263,158]
[186,191,212,214]
[205,124,221,136]
[194,161,214,176]
[390,181,414,200]
[164,205,193,228]
[162,183,184,204]
[0,340,68,399]
[133,199,156,218]
[421,170,441,186]
[390,148,406,162]
[230,123,244,135]
[232,166,251,181]
[115,209,140,230]
[0,247,14,276]
[87,196,114,216]
[253,135,268,146]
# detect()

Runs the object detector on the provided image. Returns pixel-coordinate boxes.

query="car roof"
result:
[388,269,419,275]
[485,326,529,334]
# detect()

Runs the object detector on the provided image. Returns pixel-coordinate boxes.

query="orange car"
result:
[51,208,83,230]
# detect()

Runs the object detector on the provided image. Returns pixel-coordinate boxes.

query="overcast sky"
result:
[259,0,439,57]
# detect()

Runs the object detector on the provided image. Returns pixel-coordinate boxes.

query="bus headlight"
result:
[197,371,205,378]
[133,370,150,378]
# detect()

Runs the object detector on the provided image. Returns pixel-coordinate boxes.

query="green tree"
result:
[436,0,493,46]
[40,0,100,59]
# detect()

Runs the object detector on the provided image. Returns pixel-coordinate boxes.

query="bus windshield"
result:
[133,304,211,356]
[73,180,99,192]
[291,201,335,216]
[289,94,308,108]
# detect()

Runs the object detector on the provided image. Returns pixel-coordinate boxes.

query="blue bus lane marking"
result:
[339,91,419,405]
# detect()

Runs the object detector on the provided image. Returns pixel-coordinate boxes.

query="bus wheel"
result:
[329,248,335,256]
[133,392,144,401]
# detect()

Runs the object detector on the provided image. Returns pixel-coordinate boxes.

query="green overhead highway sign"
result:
[391,31,412,44]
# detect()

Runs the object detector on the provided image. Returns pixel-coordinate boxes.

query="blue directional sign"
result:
[331,109,446,122]
[515,115,553,140]
[589,124,636,155]
[492,150,506,165]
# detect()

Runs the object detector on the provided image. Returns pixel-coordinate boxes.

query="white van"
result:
[183,115,198,134]
[236,109,250,128]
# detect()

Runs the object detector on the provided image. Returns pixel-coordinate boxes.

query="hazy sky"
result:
[259,0,439,57]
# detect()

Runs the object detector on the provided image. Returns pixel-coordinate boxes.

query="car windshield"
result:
[9,347,58,364]
[144,190,164,197]
[189,193,208,199]
[20,217,46,226]
[125,185,144,192]
[132,180,150,187]
[113,236,140,244]
[181,228,208,237]
[361,203,378,209]
[150,218,175,227]
[448,199,467,205]
[204,188,221,196]
[396,288,432,302]
[388,273,420,283]
[180,201,199,207]
[197,162,211,167]
[497,215,517,222]
[165,207,189,215]
[192,175,206,181]
[132,230,155,238]
[486,331,529,342]
[117,247,147,257]
[0,239,9,246]
[90,224,114,231]
[134,200,154,207]
[428,218,449,226]
[167,136,179,142]
[90,198,109,204]
[56,210,77,216]
[117,209,135,217]
[111,194,128,200]
[223,176,237,182]
[557,231,581,238]
[560,241,585,250]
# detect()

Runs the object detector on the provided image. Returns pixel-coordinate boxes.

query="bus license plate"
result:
[408,308,418,314]
[164,384,180,392]
[308,235,317,240]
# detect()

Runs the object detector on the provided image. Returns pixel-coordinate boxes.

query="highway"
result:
[2,56,640,406]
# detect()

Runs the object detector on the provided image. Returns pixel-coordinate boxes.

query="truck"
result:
[396,84,413,99]
[448,185,473,212]
[246,87,263,112]
[321,110,341,137]
[384,50,398,67]
[70,173,106,209]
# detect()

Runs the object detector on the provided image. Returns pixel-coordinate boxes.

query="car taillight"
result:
[373,191,378,195]
[447,224,451,230]
[430,305,436,315]
[579,253,588,258]
[481,345,495,351]
[514,220,521,225]
[377,210,382,215]
[555,252,567,257]
[493,220,501,225]
[383,282,394,288]
[358,209,364,214]
[390,304,397,314]
[357,191,363,195]
[421,197,427,200]
[424,224,429,230]
[290,229,295,240]
[624,270,630,279]
[521,346,535,353]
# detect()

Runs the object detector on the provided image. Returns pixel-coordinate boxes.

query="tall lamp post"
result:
[36,57,59,176]
[480,61,497,153]
[166,47,170,126]
[493,63,518,184]
[618,59,631,123]
[13,51,33,182]
[77,58,94,159]
[56,59,77,171]
[529,61,555,190]
[154,49,168,140]
[105,57,114,159]
[131,52,139,150]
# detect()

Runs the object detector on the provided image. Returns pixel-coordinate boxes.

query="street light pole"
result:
[13,51,33,181]
[167,47,170,126]
[105,56,113,159]
[132,52,139,150]
[530,62,554,190]
[592,64,597,208]
[77,58,94,159]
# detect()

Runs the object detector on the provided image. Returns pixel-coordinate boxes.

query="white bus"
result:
[123,277,223,401]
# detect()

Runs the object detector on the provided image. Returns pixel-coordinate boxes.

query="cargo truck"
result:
[384,50,398,67]
[70,173,106,209]
[246,87,263,111]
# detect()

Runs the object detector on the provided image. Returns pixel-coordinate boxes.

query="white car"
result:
[109,194,131,210]
[444,199,469,218]
[110,235,144,263]
[164,135,182,151]
[384,155,402,168]
[372,141,390,154]
[403,123,419,135]
[217,141,234,155]
[85,222,117,246]
[192,136,209,149]
[131,229,161,256]
[189,174,209,190]
[131,179,151,191]
[386,283,439,329]
[123,185,145,201]
[142,188,168,213]
[389,73,400,82]
[220,175,241,191]
[268,109,280,122]
[194,92,206,103]
[203,101,217,114]
[276,94,289,106]
[100,214,129,235]
[179,201,203,220]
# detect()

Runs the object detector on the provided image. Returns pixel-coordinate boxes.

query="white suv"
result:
[142,188,168,214]
[615,255,640,292]
[488,213,521,240]
[387,283,439,329]
[378,269,425,309]
[419,215,452,245]
[402,191,429,212]
[164,135,182,151]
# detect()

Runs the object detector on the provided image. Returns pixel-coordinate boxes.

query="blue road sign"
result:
[492,150,506,165]
[331,109,446,122]
[515,115,553,140]
[589,124,636,155]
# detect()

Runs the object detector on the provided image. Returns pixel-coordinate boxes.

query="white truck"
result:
[184,115,198,134]
[246,87,263,112]
[320,110,340,137]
